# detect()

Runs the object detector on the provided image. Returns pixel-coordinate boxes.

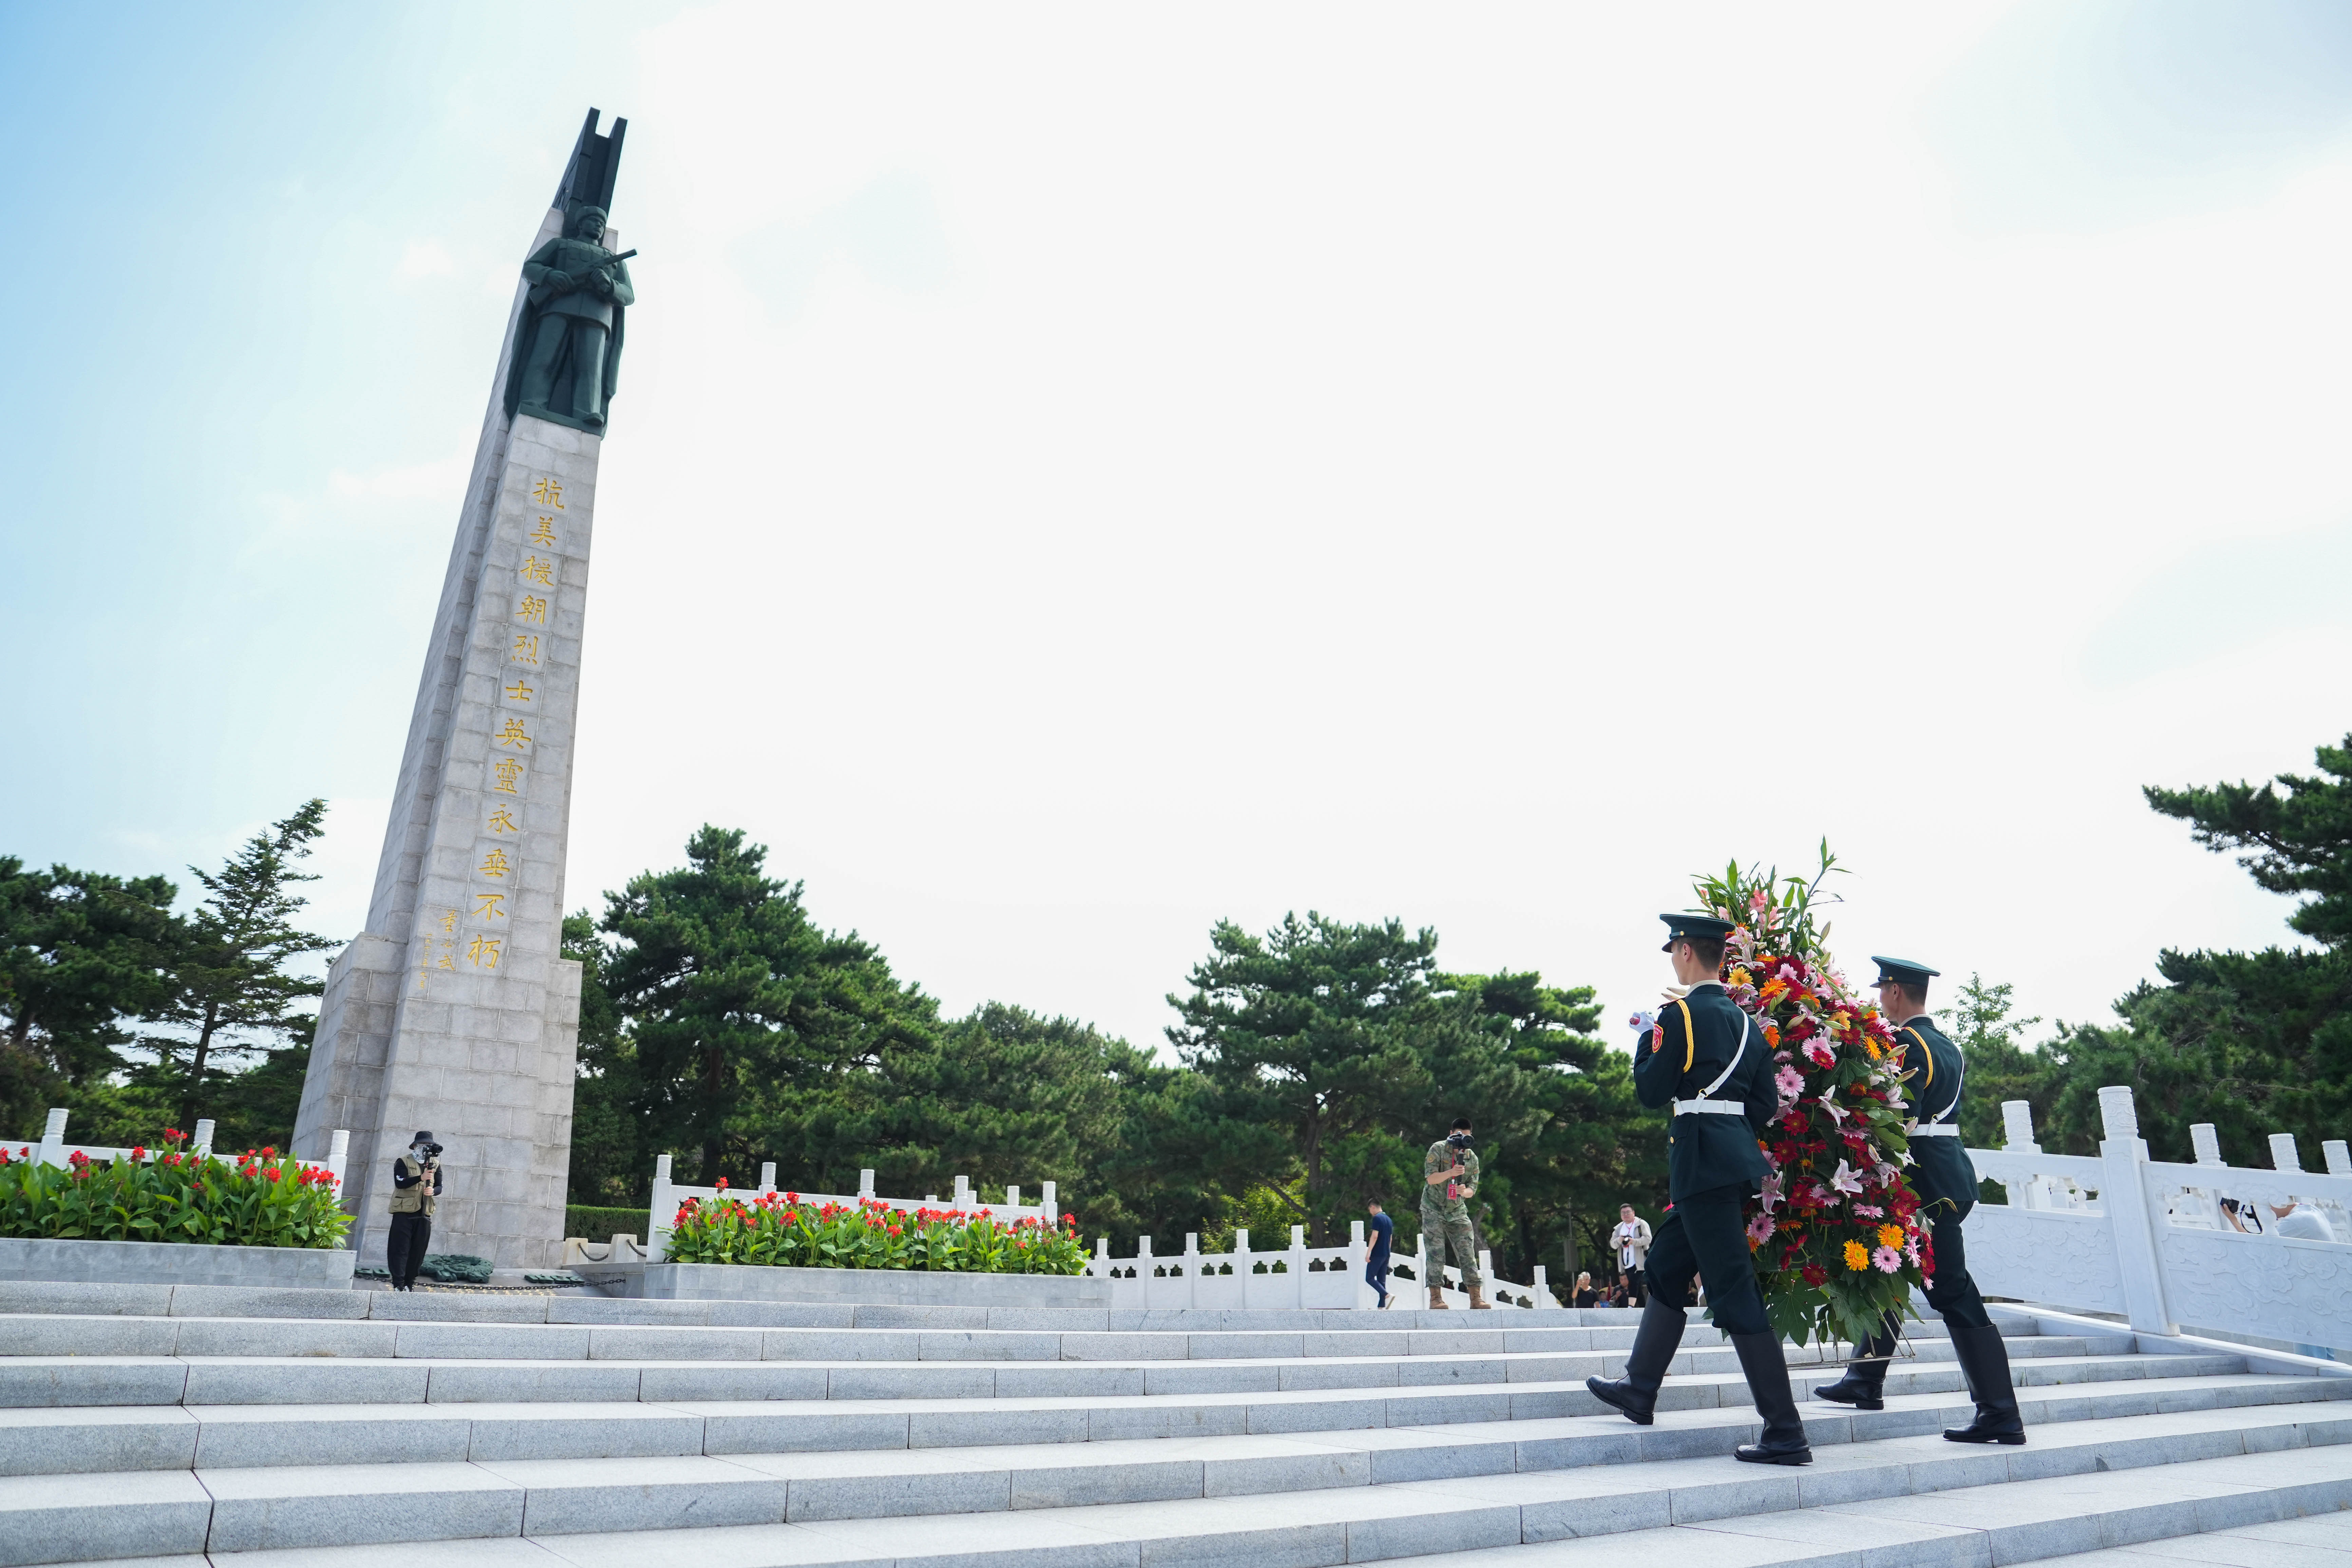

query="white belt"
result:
[1673,1099,1746,1116]
[1910,1123,1960,1137]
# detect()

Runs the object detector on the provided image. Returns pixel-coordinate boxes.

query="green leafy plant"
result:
[663,1185,1088,1274]
[0,1128,350,1249]
[1687,845,1931,1347]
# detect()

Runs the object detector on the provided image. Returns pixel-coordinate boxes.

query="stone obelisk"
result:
[294,110,636,1271]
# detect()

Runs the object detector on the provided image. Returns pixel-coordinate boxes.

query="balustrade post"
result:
[1184,1233,1200,1306]
[648,1154,674,1263]
[861,1169,879,1201]
[2325,1141,2351,1178]
[1999,1100,2040,1209]
[2186,1125,2231,1227]
[951,1174,969,1210]
[1040,1180,1057,1224]
[38,1108,67,1168]
[1289,1225,1307,1308]
[758,1162,776,1194]
[1092,1236,1109,1276]
[191,1118,215,1160]
[2269,1133,2304,1173]
[325,1129,349,1195]
[1350,1219,1367,1308]
[2096,1086,2175,1335]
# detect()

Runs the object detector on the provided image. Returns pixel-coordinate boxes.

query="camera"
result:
[1446,1132,1473,1150]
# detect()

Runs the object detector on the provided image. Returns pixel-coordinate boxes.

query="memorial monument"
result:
[293,110,637,1270]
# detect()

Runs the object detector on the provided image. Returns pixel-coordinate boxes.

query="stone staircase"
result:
[0,1282,2346,1568]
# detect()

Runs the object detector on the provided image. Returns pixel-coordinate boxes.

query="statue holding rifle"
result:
[508,205,636,432]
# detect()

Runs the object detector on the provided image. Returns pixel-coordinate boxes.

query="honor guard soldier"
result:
[1813,959,2024,1444]
[1587,914,1811,1465]
[384,1131,444,1292]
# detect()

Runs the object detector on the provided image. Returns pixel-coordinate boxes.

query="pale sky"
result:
[4,3,2348,1075]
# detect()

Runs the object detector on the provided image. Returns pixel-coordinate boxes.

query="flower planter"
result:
[628,1262,1111,1307]
[0,1236,356,1289]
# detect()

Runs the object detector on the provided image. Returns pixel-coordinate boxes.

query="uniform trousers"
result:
[1421,1207,1482,1289]
[1911,1200,1992,1327]
[1643,1183,1768,1336]
[387,1211,433,1287]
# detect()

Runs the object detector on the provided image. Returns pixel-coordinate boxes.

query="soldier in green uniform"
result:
[1421,1117,1489,1309]
[1586,914,1811,1465]
[1813,959,2024,1444]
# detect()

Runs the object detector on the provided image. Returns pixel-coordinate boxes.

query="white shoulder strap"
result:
[1697,1012,1750,1100]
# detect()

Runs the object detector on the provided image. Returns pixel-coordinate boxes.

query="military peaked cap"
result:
[1659,913,1738,952]
[1869,956,1941,988]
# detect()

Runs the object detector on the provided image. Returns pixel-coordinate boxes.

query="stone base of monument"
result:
[611,1261,1113,1307]
[0,1236,356,1289]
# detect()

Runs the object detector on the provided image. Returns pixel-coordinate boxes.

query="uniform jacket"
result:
[1634,983,1774,1203]
[1421,1140,1480,1221]
[1893,1015,1977,1211]
[389,1155,442,1216]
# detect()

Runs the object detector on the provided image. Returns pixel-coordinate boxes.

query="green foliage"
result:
[664,1191,1087,1274]
[564,1203,645,1241]
[0,1135,350,1249]
[600,827,937,1187]
[562,911,645,1207]
[1165,910,1641,1276]
[2144,734,2352,947]
[1935,973,2049,1153]
[0,857,180,1137]
[135,800,336,1132]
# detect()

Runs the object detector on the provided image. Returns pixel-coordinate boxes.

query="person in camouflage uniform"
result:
[1421,1116,1489,1309]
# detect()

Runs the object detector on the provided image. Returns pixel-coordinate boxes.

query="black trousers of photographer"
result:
[387,1211,432,1288]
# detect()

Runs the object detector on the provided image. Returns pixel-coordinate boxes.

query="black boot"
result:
[1585,1297,1686,1425]
[1730,1332,1813,1465]
[1813,1322,1896,1412]
[1942,1321,2025,1444]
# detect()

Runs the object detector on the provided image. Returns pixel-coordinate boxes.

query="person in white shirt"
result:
[1610,1205,1652,1306]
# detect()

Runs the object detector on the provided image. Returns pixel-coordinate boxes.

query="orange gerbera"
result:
[1877,1224,1904,1251]
[1843,1240,1870,1272]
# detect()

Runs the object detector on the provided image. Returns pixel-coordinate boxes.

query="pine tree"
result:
[0,858,180,1137]
[142,800,337,1134]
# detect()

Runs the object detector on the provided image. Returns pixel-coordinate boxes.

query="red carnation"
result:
[1801,1263,1827,1287]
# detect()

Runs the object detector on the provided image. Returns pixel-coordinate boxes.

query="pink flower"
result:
[1803,1040,1836,1070]
[1853,1204,1884,1219]
[1774,1065,1805,1101]
[1747,1213,1776,1245]
[1872,1246,1901,1273]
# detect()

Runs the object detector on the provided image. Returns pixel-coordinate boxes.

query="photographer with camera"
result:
[385,1130,444,1292]
[1421,1117,1488,1309]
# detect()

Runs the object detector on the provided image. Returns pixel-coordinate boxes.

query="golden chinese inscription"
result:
[466,934,504,969]
[491,758,525,794]
[478,847,512,879]
[530,515,559,548]
[531,477,566,508]
[520,555,554,586]
[495,717,531,749]
[503,679,534,703]
[473,892,507,921]
[511,634,541,666]
[486,807,519,835]
[515,595,549,626]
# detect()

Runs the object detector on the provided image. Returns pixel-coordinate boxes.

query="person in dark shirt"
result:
[1364,1198,1395,1308]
